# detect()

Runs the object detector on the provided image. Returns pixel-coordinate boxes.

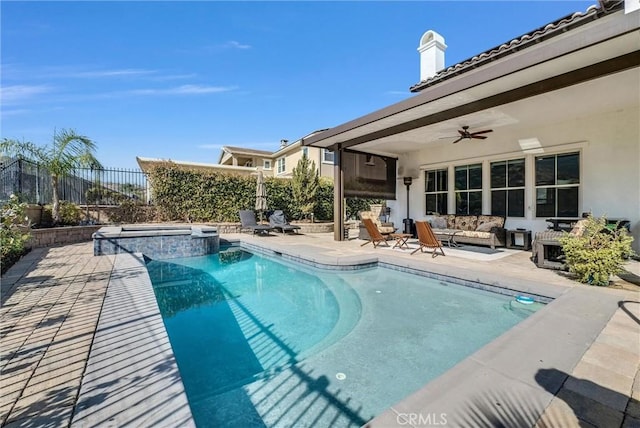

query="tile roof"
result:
[410,1,624,92]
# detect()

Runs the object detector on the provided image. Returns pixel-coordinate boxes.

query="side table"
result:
[390,233,412,249]
[506,229,532,250]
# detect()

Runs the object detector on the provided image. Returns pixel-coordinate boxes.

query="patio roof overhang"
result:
[302,6,639,240]
[303,9,639,155]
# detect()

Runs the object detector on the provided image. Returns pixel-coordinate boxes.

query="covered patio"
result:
[303,1,639,253]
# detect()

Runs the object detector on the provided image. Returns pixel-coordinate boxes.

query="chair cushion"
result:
[431,217,447,229]
[569,219,588,236]
[454,215,478,231]
[445,215,456,229]
[477,215,505,228]
[476,221,499,232]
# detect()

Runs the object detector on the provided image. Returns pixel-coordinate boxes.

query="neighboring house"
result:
[218,130,334,179]
[136,130,336,200]
[304,0,640,251]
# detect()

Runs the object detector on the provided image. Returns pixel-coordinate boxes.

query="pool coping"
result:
[73,236,629,427]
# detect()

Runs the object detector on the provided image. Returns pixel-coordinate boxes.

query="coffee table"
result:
[432,229,462,247]
[390,233,412,249]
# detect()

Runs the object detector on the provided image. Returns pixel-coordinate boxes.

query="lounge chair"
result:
[239,210,274,235]
[269,210,301,234]
[411,221,445,257]
[360,218,390,248]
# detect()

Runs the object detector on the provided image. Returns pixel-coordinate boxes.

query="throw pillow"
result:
[476,221,498,232]
[431,217,447,229]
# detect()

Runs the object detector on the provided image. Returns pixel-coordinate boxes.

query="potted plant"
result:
[559,215,635,286]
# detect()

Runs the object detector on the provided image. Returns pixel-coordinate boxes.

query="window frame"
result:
[490,158,525,217]
[263,160,272,170]
[534,152,580,218]
[454,163,483,215]
[276,157,286,174]
[424,168,448,215]
[322,149,335,164]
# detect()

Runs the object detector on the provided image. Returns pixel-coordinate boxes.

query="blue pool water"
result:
[146,247,542,427]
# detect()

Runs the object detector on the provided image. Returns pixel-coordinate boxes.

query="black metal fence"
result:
[0,158,150,206]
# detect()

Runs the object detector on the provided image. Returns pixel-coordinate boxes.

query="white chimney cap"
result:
[417,30,447,82]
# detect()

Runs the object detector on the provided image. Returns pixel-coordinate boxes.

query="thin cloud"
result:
[66,68,158,78]
[180,40,252,55]
[128,85,238,96]
[1,85,54,104]
[1,109,31,118]
[224,40,251,50]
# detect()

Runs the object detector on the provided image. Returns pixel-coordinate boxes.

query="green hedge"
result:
[147,164,381,222]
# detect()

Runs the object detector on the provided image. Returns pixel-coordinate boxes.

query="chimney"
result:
[280,139,289,149]
[417,30,446,81]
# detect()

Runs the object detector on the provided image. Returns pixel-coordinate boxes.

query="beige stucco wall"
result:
[388,106,640,251]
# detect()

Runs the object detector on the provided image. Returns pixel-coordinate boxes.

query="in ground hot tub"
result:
[93,225,219,259]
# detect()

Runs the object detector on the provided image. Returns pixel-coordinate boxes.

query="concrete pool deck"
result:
[1,232,638,427]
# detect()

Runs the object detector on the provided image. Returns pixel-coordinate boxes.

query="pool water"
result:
[146,247,542,427]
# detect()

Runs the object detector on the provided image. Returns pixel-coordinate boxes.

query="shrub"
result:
[43,201,82,226]
[1,195,31,274]
[559,215,635,286]
[108,199,157,224]
[146,163,386,224]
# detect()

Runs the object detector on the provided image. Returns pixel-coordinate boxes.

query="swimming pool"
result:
[146,247,542,427]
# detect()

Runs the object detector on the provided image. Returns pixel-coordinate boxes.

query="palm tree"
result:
[0,129,102,224]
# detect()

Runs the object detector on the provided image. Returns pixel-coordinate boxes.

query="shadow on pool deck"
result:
[1,237,639,427]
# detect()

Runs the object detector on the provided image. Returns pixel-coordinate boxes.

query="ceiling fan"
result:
[441,126,493,144]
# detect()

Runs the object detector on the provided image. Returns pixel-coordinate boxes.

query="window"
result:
[322,149,334,164]
[302,147,308,158]
[424,168,448,215]
[535,152,580,217]
[454,163,482,215]
[263,160,272,170]
[276,157,286,174]
[490,158,525,217]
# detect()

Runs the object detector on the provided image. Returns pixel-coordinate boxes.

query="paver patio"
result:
[1,232,638,427]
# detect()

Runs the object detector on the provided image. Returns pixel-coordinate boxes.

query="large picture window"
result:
[276,157,286,174]
[424,168,448,215]
[491,158,525,217]
[455,164,482,215]
[535,152,580,217]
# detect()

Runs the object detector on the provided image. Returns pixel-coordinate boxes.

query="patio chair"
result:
[411,221,445,257]
[239,210,274,235]
[360,218,390,248]
[269,210,301,234]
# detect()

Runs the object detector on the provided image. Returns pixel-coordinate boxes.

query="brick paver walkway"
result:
[1,244,113,427]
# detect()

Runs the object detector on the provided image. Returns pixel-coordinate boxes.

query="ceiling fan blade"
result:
[452,137,464,144]
[470,129,493,135]
[472,135,488,139]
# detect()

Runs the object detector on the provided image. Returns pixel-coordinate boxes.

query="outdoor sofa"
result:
[428,214,507,249]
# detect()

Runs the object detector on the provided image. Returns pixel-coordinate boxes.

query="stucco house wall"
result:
[389,106,640,251]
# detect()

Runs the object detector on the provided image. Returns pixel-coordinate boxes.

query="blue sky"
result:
[2,1,595,169]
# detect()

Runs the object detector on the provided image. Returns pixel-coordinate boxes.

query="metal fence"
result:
[0,158,150,206]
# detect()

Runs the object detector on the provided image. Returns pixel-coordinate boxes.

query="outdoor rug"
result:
[381,241,520,262]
